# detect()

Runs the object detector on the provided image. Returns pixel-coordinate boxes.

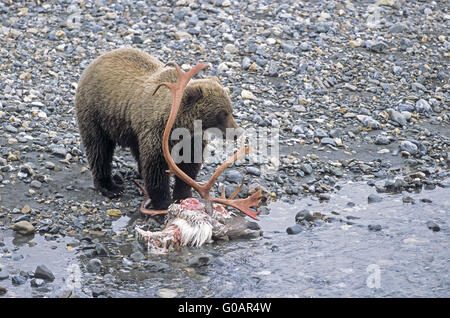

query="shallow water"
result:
[0,234,80,297]
[1,180,449,297]
[111,180,450,297]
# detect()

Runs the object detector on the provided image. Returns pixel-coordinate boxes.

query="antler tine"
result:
[228,182,244,200]
[220,181,243,200]
[159,62,262,220]
[204,137,251,192]
[153,62,209,96]
[212,188,262,220]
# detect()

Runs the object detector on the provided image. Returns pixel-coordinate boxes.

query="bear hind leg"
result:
[82,127,123,198]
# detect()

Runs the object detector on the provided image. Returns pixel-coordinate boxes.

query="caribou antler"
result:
[139,62,262,220]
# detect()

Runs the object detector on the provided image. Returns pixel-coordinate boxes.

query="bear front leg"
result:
[130,143,142,178]
[141,156,172,210]
[173,162,201,201]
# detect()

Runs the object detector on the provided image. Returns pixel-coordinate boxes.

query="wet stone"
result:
[368,224,382,232]
[225,170,243,183]
[86,259,102,273]
[321,138,336,146]
[34,265,55,282]
[130,251,145,262]
[30,180,42,189]
[142,261,170,273]
[286,224,302,235]
[49,145,67,157]
[95,243,108,256]
[368,194,383,203]
[157,288,177,298]
[11,275,27,285]
[245,166,261,176]
[365,40,388,52]
[415,99,432,113]
[30,278,45,288]
[426,221,440,232]
[188,254,212,267]
[0,273,9,281]
[11,221,35,235]
[402,196,415,204]
[400,141,418,155]
[389,23,408,33]
[295,209,315,223]
[300,164,313,175]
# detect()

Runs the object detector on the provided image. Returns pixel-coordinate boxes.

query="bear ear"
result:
[183,84,203,107]
[207,76,221,84]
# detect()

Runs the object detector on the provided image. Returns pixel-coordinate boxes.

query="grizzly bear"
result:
[75,48,238,210]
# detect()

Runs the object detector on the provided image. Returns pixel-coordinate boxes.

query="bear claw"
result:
[98,183,124,199]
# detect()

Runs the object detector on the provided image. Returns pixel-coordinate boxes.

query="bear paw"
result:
[98,182,124,199]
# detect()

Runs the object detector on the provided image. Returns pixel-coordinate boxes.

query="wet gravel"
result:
[0,0,449,297]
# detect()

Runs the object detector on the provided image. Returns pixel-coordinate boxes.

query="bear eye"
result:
[218,111,228,120]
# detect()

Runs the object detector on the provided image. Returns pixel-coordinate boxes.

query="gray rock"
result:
[392,66,403,75]
[365,40,388,52]
[86,258,101,273]
[142,261,170,272]
[400,141,418,155]
[223,44,238,54]
[281,42,295,53]
[5,124,18,133]
[130,251,145,262]
[30,278,45,287]
[286,224,302,235]
[389,23,408,33]
[321,137,336,146]
[266,61,280,77]
[411,82,426,91]
[242,57,252,70]
[426,221,440,232]
[122,258,133,267]
[225,170,243,183]
[315,22,332,33]
[11,221,35,235]
[295,209,315,223]
[300,164,313,175]
[356,115,380,129]
[400,38,413,50]
[34,265,55,281]
[245,166,261,176]
[95,243,108,256]
[328,166,344,177]
[368,194,383,203]
[188,254,212,267]
[49,145,67,157]
[374,135,391,145]
[0,272,9,281]
[387,108,407,126]
[299,42,311,51]
[11,275,27,285]
[415,99,432,113]
[368,224,382,231]
[384,178,407,192]
[30,180,42,189]
[292,125,304,135]
[314,129,328,138]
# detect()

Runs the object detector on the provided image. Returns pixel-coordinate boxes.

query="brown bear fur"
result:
[75,48,238,209]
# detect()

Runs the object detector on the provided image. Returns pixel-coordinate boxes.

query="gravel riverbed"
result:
[0,0,449,297]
